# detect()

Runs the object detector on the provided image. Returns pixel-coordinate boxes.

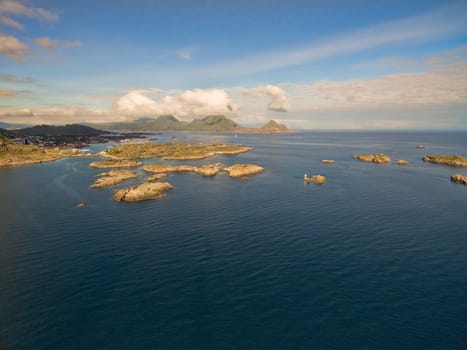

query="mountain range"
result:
[89,115,293,133]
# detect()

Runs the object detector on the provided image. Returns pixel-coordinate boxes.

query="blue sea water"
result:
[0,131,466,349]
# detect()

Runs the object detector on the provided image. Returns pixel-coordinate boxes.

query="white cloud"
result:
[0,32,28,60]
[244,85,289,112]
[114,88,238,119]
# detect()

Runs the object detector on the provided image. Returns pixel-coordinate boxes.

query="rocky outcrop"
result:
[147,173,168,182]
[223,164,264,178]
[104,141,252,161]
[422,155,467,167]
[75,202,88,207]
[321,160,336,164]
[353,153,391,164]
[91,170,138,188]
[397,160,409,165]
[451,174,467,185]
[144,162,263,178]
[416,145,425,149]
[196,163,223,176]
[113,182,174,202]
[304,175,327,185]
[89,159,143,168]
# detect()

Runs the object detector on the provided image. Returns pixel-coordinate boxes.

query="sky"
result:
[0,0,466,129]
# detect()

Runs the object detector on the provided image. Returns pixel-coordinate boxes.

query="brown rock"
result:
[353,153,391,164]
[321,160,336,164]
[113,182,174,202]
[223,164,264,177]
[147,173,168,182]
[90,170,138,188]
[397,160,409,165]
[304,174,327,185]
[451,173,467,185]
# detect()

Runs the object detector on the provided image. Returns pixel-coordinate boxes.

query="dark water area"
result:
[1,131,466,349]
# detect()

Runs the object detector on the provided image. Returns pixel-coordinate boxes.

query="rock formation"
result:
[90,170,138,188]
[89,159,143,168]
[422,155,467,167]
[451,173,467,185]
[397,160,409,165]
[223,164,264,177]
[113,182,174,202]
[353,153,391,164]
[304,175,327,185]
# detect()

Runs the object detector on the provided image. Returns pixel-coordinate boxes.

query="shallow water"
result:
[1,131,466,349]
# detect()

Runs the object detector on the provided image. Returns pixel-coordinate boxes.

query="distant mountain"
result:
[185,115,241,132]
[11,124,106,137]
[91,115,293,133]
[260,120,290,132]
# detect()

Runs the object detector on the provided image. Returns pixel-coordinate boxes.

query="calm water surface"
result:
[0,131,466,349]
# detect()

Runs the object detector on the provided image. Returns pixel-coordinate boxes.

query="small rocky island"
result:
[114,182,174,202]
[397,160,409,165]
[353,153,391,164]
[321,159,336,164]
[422,155,467,167]
[451,174,467,185]
[304,174,327,185]
[91,170,138,188]
[142,162,264,178]
[89,159,143,168]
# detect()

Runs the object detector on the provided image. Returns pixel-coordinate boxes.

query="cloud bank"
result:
[115,88,238,119]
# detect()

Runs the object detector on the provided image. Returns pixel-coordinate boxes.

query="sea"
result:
[0,131,466,350]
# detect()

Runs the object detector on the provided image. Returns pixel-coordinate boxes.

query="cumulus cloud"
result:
[34,37,81,51]
[244,85,289,112]
[115,88,238,119]
[0,32,28,60]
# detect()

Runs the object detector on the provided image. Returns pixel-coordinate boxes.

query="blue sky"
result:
[0,0,466,129]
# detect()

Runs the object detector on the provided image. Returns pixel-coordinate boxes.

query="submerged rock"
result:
[416,145,425,149]
[113,182,174,202]
[397,160,409,165]
[321,160,336,164]
[75,202,88,207]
